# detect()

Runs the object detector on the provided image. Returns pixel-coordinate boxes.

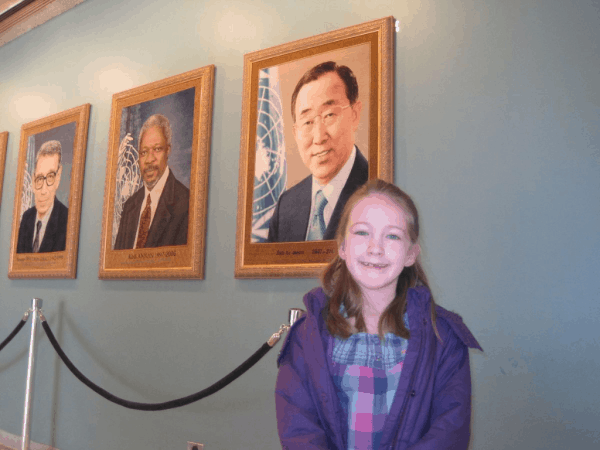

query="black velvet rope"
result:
[0,319,27,353]
[42,320,273,411]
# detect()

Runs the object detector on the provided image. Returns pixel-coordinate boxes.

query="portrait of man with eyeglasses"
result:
[113,114,190,250]
[267,61,368,242]
[17,140,69,253]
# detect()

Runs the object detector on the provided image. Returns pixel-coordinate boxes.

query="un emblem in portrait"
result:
[252,67,287,243]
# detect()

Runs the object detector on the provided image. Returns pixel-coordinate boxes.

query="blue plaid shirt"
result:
[331,314,409,450]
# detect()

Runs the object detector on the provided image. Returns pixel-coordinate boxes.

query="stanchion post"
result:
[288,308,304,327]
[21,298,42,450]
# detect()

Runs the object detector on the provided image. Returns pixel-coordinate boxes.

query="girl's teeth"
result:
[363,262,385,268]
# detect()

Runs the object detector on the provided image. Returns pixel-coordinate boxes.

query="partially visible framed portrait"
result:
[99,65,214,279]
[0,132,7,205]
[8,104,91,279]
[235,17,395,278]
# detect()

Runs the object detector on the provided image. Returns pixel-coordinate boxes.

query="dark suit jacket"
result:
[113,170,190,250]
[17,197,68,253]
[267,148,368,242]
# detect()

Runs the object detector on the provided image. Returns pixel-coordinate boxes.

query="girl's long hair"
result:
[322,179,440,340]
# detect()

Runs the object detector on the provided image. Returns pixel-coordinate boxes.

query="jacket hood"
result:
[302,285,483,351]
[302,287,329,316]
[303,285,433,316]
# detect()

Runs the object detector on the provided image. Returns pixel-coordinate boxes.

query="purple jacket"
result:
[275,287,483,450]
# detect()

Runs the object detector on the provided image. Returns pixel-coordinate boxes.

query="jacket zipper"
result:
[390,316,427,448]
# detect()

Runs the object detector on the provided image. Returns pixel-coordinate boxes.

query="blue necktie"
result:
[307,190,328,241]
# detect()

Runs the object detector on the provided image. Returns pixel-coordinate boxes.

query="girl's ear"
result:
[338,240,347,261]
[406,243,421,267]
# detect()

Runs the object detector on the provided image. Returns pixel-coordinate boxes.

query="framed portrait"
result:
[8,104,91,279]
[235,17,395,278]
[98,65,215,279]
[0,131,7,205]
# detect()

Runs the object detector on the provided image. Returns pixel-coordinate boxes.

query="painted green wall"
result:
[1,0,599,449]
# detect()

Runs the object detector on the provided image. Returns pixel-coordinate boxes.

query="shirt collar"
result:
[36,198,55,226]
[311,146,357,203]
[144,166,170,204]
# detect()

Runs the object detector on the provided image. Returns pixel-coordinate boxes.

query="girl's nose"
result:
[367,235,384,255]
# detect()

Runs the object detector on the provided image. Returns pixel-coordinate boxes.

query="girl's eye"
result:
[353,230,368,236]
[387,234,400,240]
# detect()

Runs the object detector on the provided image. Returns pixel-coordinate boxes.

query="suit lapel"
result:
[291,177,312,241]
[323,148,368,239]
[124,189,145,249]
[22,211,36,252]
[298,194,311,240]
[39,198,60,252]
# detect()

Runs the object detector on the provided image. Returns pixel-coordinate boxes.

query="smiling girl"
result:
[276,179,482,450]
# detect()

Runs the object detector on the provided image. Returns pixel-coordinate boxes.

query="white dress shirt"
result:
[305,146,357,240]
[33,201,55,250]
[134,167,170,248]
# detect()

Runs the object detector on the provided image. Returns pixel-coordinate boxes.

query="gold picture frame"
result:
[0,131,7,205]
[98,65,214,279]
[8,104,91,279]
[235,17,395,278]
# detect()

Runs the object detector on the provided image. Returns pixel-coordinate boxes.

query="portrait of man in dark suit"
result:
[113,114,189,250]
[17,140,69,253]
[267,61,368,242]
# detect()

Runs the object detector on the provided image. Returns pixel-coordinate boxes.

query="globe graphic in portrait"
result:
[252,68,287,243]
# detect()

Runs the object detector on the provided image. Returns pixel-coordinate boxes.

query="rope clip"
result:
[268,324,290,347]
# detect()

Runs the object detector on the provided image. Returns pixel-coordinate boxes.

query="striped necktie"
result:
[32,220,42,253]
[306,189,328,241]
[135,194,152,248]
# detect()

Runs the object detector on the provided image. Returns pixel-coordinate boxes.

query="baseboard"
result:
[0,429,59,450]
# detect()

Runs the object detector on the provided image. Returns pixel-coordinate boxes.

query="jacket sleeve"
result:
[275,322,330,450]
[407,330,473,450]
